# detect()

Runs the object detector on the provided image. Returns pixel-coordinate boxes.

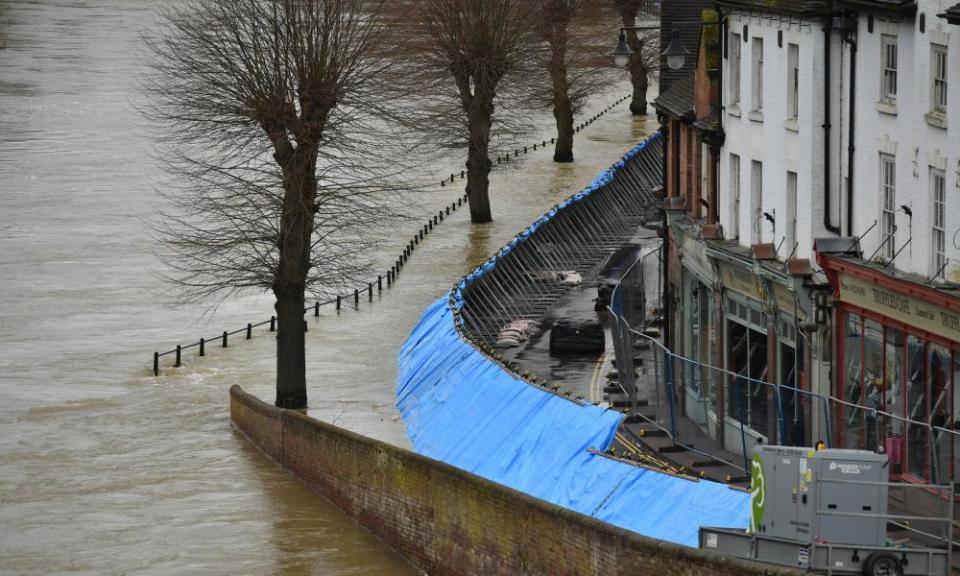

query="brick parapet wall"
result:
[230,385,802,576]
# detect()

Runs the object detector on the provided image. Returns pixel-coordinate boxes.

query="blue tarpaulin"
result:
[397,135,749,547]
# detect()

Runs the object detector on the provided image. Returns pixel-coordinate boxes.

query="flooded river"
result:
[0,2,656,574]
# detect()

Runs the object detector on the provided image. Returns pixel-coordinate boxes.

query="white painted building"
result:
[719,0,959,279]
[719,6,830,260]
[843,1,960,282]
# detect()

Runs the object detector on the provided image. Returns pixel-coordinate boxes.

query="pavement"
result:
[500,227,752,488]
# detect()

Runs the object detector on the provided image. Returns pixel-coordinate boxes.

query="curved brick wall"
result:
[230,385,799,576]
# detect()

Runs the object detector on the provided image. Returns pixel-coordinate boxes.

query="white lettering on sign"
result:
[828,462,868,474]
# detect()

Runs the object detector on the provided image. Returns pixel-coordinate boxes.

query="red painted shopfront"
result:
[819,254,960,488]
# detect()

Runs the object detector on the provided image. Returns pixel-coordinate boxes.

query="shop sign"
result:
[718,261,763,301]
[679,230,713,283]
[772,283,805,319]
[838,272,960,343]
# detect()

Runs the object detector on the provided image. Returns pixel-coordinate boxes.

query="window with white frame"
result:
[752,160,763,243]
[931,44,948,114]
[931,168,946,278]
[730,153,741,238]
[752,38,764,111]
[880,154,896,260]
[786,171,797,256]
[881,35,898,103]
[787,44,799,120]
[730,33,741,107]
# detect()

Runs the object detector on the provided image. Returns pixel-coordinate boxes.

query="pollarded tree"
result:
[145,0,409,408]
[408,0,545,223]
[613,0,659,116]
[535,0,618,163]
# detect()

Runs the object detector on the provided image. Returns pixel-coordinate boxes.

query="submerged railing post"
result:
[153,352,159,376]
[199,338,205,357]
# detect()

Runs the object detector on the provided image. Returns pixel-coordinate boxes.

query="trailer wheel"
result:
[863,552,902,576]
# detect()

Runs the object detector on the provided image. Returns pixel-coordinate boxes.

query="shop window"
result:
[906,335,927,478]
[929,345,951,484]
[779,340,803,446]
[953,359,960,482]
[727,317,769,440]
[883,328,905,462]
[863,321,884,451]
[842,312,863,449]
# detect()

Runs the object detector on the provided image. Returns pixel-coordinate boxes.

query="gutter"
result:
[823,1,841,235]
[844,20,857,236]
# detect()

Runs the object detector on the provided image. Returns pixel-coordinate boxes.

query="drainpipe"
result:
[823,2,841,235]
[844,22,857,236]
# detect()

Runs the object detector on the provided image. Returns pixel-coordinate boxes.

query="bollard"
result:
[354,289,359,306]
[533,143,537,150]
[222,330,228,348]
[387,271,392,287]
[440,180,445,187]
[446,206,450,216]
[304,319,308,333]
[368,283,373,299]
[514,150,518,157]
[524,146,527,153]
[457,198,461,207]
[378,275,382,291]
[428,221,433,231]
[314,302,320,316]
[336,295,341,310]
[246,323,252,340]
[153,352,159,376]
[199,338,205,357]
[270,316,276,331]
[450,174,455,183]
[175,345,182,367]
[460,170,464,178]
[551,137,555,144]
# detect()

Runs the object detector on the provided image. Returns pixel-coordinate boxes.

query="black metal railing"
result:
[152,94,633,375]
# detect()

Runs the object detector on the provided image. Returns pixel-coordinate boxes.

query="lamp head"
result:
[663,29,691,70]
[612,30,632,68]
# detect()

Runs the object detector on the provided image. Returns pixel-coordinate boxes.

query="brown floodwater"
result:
[0,2,657,573]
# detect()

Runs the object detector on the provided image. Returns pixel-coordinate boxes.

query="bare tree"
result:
[613,0,658,116]
[404,0,544,224]
[534,0,618,163]
[145,0,409,408]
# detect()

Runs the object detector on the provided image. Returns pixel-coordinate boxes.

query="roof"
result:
[941,2,960,23]
[717,0,829,16]
[718,0,916,16]
[653,73,695,118]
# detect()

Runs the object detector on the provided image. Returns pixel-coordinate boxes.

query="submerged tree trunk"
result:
[548,33,574,163]
[275,286,307,408]
[628,53,649,116]
[273,147,318,409]
[617,2,650,116]
[465,95,494,223]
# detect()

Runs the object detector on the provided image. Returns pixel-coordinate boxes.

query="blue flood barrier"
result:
[397,133,749,547]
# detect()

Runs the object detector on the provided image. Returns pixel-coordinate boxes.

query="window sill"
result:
[875,101,898,116]
[925,111,948,129]
[784,118,799,133]
[748,110,764,123]
[727,104,741,118]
